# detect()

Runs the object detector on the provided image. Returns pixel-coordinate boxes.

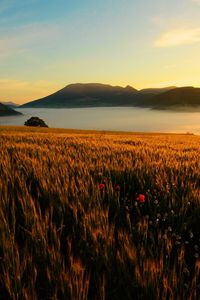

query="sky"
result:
[1,0,200,104]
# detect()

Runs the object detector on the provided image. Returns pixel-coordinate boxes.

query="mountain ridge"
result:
[1,101,19,108]
[20,83,177,109]
[19,83,200,110]
[149,87,200,109]
[0,102,22,116]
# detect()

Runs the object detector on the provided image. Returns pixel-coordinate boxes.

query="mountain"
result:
[20,83,150,108]
[20,83,200,110]
[0,102,22,116]
[1,101,19,108]
[139,86,176,95]
[150,87,200,109]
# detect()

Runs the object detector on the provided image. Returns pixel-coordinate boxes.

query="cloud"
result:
[191,0,200,4]
[0,21,64,59]
[154,27,200,47]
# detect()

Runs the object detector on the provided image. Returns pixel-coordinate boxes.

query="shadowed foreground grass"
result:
[0,126,200,300]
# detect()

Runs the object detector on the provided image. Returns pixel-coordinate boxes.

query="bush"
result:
[24,117,48,127]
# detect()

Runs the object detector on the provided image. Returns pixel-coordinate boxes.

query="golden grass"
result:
[0,126,200,299]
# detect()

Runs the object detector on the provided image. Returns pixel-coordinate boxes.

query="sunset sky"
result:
[1,0,200,103]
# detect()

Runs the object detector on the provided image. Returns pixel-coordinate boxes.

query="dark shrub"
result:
[24,117,48,127]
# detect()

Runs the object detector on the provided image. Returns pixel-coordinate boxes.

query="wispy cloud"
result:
[0,21,64,59]
[154,27,200,47]
[191,0,200,4]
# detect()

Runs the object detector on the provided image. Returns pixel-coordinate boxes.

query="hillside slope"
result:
[20,84,200,110]
[0,102,22,116]
[151,87,200,109]
[1,101,19,108]
[20,83,141,108]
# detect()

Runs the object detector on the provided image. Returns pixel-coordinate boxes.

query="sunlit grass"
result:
[0,126,199,299]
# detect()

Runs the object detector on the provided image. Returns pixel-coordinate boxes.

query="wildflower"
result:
[183,267,190,275]
[163,234,167,240]
[99,183,105,190]
[189,231,194,239]
[136,194,145,203]
[115,185,120,191]
[175,241,181,246]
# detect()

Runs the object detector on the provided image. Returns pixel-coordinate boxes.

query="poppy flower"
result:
[136,194,145,203]
[99,183,105,190]
[115,185,120,191]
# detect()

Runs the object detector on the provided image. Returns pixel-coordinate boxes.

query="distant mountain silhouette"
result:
[20,83,200,110]
[139,86,176,95]
[0,102,22,116]
[1,101,19,108]
[21,83,141,108]
[150,87,200,109]
[21,83,176,109]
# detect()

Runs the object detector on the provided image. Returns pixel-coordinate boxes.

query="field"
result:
[0,126,200,300]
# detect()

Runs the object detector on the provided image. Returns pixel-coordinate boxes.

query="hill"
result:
[150,87,200,109]
[20,83,141,108]
[1,101,19,108]
[139,86,176,95]
[20,84,200,110]
[20,83,178,108]
[0,102,22,116]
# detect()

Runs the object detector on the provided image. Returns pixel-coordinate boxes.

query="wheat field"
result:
[0,126,200,300]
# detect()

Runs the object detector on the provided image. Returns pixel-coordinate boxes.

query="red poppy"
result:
[136,194,145,203]
[115,185,120,191]
[99,183,105,189]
